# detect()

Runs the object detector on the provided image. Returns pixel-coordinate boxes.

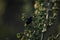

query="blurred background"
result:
[0,0,60,40]
[0,0,34,40]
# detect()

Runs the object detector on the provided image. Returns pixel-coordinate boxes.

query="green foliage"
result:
[17,0,58,40]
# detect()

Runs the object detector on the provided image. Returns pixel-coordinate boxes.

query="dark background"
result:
[0,0,34,40]
[0,0,60,40]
